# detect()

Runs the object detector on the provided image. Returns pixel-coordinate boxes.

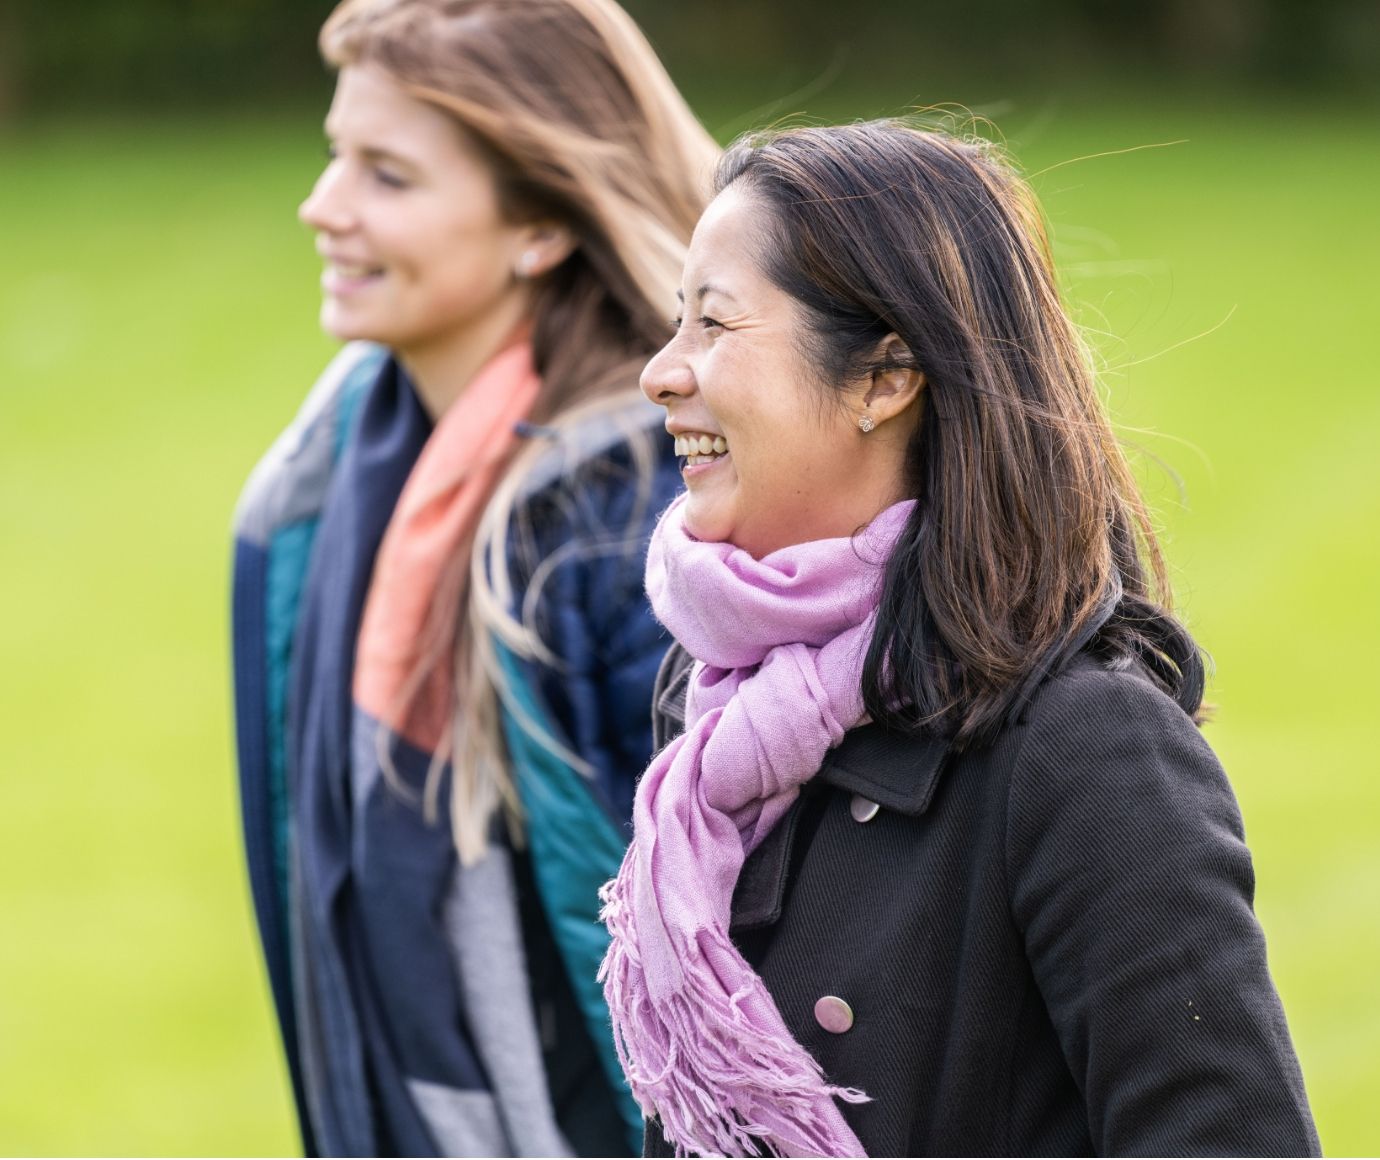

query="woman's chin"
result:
[681,502,731,547]
[683,504,770,558]
[319,303,384,345]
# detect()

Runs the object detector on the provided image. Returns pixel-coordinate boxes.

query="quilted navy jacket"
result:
[232,344,680,1155]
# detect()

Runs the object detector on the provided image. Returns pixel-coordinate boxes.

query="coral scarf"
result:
[354,340,540,750]
[600,494,915,1157]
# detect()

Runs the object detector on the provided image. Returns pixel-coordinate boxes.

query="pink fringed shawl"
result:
[600,494,915,1158]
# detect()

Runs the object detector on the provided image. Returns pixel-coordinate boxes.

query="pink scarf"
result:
[600,494,915,1157]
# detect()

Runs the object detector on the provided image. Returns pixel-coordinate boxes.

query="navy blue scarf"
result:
[288,359,444,1155]
[291,358,574,1156]
[285,356,637,1157]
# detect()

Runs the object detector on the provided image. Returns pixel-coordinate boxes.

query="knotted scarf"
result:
[600,494,916,1158]
[354,339,540,749]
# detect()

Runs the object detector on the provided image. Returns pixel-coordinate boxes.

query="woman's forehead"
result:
[684,188,768,290]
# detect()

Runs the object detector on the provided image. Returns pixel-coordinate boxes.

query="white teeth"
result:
[333,262,380,278]
[673,432,729,458]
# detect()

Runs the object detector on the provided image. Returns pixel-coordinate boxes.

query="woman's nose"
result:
[640,337,695,406]
[298,164,352,233]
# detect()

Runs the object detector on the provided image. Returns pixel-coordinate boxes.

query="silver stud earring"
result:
[858,413,875,433]
[517,251,539,277]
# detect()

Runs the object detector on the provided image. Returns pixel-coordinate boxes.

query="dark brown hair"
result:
[718,120,1204,745]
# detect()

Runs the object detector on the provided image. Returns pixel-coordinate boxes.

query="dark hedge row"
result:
[4,0,1377,117]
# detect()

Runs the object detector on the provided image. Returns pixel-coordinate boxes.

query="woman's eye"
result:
[670,317,683,330]
[373,168,409,190]
[699,315,724,332]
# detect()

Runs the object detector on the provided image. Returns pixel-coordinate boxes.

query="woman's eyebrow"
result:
[359,145,420,170]
[677,282,740,305]
[322,126,420,172]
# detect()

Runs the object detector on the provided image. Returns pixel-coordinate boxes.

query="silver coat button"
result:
[850,794,881,823]
[814,995,855,1034]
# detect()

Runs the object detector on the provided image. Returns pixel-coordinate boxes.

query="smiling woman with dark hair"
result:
[599,120,1320,1158]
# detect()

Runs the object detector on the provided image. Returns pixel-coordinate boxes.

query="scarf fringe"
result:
[597,498,915,1159]
[600,870,868,1158]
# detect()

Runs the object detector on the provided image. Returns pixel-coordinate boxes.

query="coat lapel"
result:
[817,726,950,816]
[649,644,954,934]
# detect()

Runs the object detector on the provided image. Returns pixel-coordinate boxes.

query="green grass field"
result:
[1,94,1376,1154]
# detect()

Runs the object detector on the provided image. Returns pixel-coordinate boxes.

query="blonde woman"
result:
[230,1,717,1153]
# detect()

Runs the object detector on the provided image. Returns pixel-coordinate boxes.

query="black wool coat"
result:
[643,645,1319,1158]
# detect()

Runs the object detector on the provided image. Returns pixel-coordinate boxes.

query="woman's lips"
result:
[321,261,384,296]
[673,431,730,479]
[681,450,730,479]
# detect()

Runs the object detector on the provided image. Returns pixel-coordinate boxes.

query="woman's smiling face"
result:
[298,64,533,360]
[641,183,911,558]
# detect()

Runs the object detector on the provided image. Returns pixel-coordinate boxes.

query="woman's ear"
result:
[514,222,577,279]
[861,333,926,425]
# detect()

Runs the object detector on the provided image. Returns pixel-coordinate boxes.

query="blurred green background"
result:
[1,0,1376,1154]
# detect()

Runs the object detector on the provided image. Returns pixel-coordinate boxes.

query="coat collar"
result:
[728,726,950,930]
[651,645,952,931]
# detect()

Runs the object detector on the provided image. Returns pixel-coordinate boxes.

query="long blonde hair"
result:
[320,0,718,862]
